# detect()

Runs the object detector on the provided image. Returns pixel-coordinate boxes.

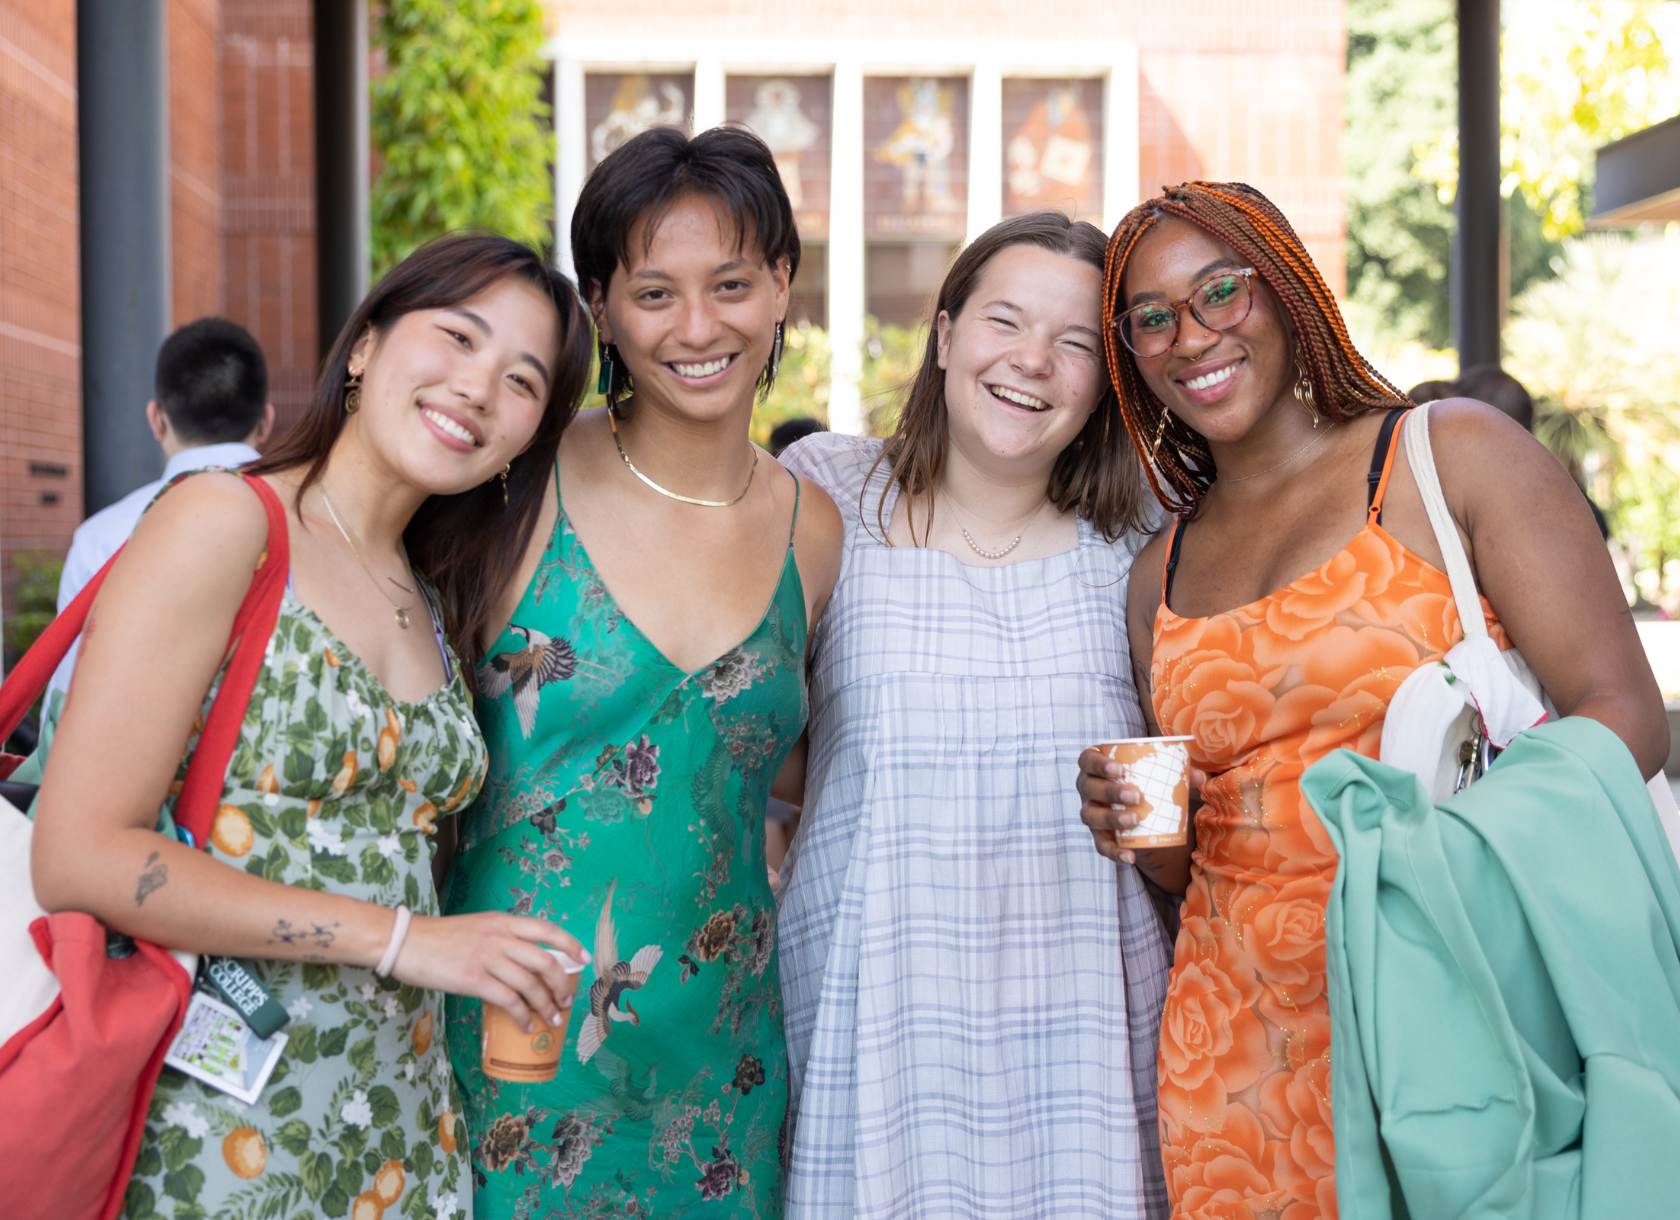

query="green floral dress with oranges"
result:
[119,586,485,1220]
[444,468,807,1219]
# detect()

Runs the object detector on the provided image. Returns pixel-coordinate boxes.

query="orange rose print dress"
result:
[1149,409,1507,1218]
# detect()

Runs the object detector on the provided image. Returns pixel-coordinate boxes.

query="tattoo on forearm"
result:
[268,918,340,960]
[134,852,168,907]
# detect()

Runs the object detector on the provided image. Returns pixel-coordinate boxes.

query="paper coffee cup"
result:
[481,950,586,1083]
[1097,736,1193,849]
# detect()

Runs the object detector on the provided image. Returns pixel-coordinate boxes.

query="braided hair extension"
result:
[1102,181,1410,515]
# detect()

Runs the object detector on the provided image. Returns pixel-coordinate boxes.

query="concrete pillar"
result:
[314,0,370,356]
[826,62,866,435]
[1104,47,1141,227]
[554,55,587,281]
[692,59,725,133]
[77,0,170,513]
[966,63,1003,237]
[1454,0,1501,368]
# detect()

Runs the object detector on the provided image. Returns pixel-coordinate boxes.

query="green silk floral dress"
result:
[444,467,808,1219]
[121,585,486,1220]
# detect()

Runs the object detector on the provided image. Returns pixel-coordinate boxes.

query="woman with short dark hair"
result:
[443,126,842,1217]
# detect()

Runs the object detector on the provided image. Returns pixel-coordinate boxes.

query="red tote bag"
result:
[0,474,288,1220]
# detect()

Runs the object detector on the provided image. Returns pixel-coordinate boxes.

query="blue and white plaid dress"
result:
[777,433,1172,1219]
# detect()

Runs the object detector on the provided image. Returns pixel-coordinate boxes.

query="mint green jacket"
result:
[1302,718,1680,1218]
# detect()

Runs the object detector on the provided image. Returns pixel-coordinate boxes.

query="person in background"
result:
[46,317,275,711]
[769,415,827,457]
[1457,363,1610,539]
[776,211,1171,1218]
[1405,377,1457,405]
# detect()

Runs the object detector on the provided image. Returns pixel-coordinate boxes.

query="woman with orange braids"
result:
[1074,181,1666,1217]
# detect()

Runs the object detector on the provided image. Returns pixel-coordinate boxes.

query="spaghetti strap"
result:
[785,472,802,551]
[1366,406,1410,524]
[1162,515,1186,607]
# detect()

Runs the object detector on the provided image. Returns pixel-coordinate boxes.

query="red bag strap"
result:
[0,473,289,845]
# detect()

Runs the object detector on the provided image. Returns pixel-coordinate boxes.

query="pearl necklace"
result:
[960,527,1023,560]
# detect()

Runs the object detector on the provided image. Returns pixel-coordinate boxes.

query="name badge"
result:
[202,956,290,1040]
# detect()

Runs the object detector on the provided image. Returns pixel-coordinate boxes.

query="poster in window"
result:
[863,76,969,239]
[727,75,832,240]
[584,73,693,170]
[1002,78,1104,222]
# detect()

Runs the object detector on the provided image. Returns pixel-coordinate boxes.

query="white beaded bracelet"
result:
[374,905,412,978]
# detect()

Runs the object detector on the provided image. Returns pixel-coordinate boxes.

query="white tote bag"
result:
[1377,401,1680,858]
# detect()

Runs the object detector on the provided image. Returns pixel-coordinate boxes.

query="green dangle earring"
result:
[596,342,615,398]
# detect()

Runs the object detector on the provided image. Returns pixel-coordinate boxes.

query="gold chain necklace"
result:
[318,486,418,630]
[608,409,757,508]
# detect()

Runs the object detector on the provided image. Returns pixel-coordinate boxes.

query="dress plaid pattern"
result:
[776,433,1172,1219]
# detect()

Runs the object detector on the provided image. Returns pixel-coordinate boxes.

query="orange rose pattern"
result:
[1151,427,1508,1218]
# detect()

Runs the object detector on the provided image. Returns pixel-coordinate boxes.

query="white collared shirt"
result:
[47,442,261,704]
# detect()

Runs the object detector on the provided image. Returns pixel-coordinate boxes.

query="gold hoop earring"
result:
[1293,356,1320,429]
[343,371,362,415]
[499,463,511,508]
[1150,406,1171,459]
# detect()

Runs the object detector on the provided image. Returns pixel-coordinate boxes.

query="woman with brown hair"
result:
[1074,181,1665,1216]
[775,211,1171,1218]
[30,234,595,1218]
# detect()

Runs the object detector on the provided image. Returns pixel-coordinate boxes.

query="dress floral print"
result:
[1148,410,1510,1218]
[445,468,807,1219]
[121,587,486,1220]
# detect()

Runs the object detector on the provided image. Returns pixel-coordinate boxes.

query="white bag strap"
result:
[1404,402,1488,642]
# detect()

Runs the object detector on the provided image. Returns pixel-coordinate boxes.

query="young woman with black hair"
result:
[442,126,841,1217]
[30,234,595,1218]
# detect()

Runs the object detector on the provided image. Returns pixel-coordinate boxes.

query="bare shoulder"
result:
[1422,396,1575,511]
[1128,526,1170,618]
[131,471,270,553]
[788,464,844,608]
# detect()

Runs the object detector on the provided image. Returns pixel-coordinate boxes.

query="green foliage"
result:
[370,0,554,279]
[858,317,927,437]
[1414,0,1680,240]
[1504,232,1680,597]
[752,321,832,446]
[3,551,62,663]
[1345,0,1565,352]
[1345,0,1460,350]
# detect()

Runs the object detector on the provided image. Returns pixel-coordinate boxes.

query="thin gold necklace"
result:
[1218,428,1332,485]
[608,408,757,508]
[318,486,418,630]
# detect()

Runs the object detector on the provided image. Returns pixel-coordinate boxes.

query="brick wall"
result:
[548,0,1349,291]
[221,0,317,432]
[170,0,224,324]
[0,0,81,624]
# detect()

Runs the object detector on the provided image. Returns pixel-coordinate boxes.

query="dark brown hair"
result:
[249,233,592,671]
[1102,181,1410,514]
[570,125,800,407]
[870,211,1149,543]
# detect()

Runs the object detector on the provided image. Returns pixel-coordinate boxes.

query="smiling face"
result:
[935,242,1106,476]
[1119,215,1296,447]
[593,192,791,422]
[348,274,561,493]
